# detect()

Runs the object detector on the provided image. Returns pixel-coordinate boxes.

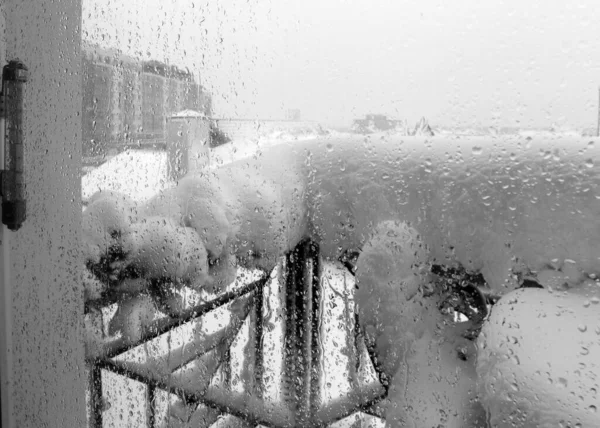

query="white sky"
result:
[83,0,600,128]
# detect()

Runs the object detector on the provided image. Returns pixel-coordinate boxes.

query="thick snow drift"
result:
[478,288,600,427]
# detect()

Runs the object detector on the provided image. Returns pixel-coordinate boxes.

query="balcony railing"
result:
[85,239,388,427]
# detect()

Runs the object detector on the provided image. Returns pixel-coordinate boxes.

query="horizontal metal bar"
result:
[96,339,232,405]
[104,305,250,389]
[86,276,268,360]
[96,296,249,387]
[140,298,252,377]
[96,358,294,428]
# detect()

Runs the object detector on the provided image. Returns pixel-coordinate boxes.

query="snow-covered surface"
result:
[83,132,600,427]
[82,150,172,203]
[478,288,600,427]
[171,109,208,118]
[210,126,337,167]
[81,128,335,203]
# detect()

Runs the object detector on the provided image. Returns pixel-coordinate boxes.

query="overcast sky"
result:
[84,0,600,128]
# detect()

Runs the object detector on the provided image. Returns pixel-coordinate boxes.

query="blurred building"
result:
[351,114,434,136]
[351,114,404,133]
[82,43,212,165]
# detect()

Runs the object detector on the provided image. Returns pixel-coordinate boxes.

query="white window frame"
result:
[0,1,86,426]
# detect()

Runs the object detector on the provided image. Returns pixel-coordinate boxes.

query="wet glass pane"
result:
[79,1,600,427]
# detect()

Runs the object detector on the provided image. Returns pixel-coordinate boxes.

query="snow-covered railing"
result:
[85,239,388,427]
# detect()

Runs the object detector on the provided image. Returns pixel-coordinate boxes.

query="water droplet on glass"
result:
[578,324,587,332]
[472,146,483,156]
[326,143,333,152]
[585,158,594,168]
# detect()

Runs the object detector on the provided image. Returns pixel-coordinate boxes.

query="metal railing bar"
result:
[94,358,294,428]
[86,244,394,428]
[97,304,247,395]
[282,243,302,418]
[88,363,104,428]
[87,276,267,360]
[105,319,245,384]
[312,380,387,426]
[252,282,264,398]
[146,385,156,428]
[139,298,252,377]
[307,242,322,422]
[94,358,199,405]
[282,239,322,426]
[222,348,232,388]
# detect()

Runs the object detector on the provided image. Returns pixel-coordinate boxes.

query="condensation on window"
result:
[80,1,600,427]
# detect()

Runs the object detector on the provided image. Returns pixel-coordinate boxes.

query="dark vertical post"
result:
[307,241,322,422]
[253,282,264,398]
[282,239,321,427]
[222,348,232,389]
[146,385,156,428]
[88,363,104,428]
[282,244,301,421]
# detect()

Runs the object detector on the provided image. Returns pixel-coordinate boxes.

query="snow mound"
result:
[478,288,600,427]
[82,150,172,203]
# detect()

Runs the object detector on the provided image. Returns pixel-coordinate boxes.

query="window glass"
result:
[81,1,600,427]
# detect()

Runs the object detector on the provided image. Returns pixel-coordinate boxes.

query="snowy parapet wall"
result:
[209,120,332,167]
[302,135,600,294]
[83,135,600,298]
[212,119,329,144]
